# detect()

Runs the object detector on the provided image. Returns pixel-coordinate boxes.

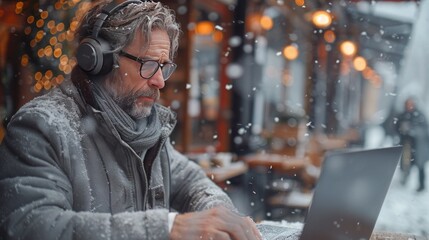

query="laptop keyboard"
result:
[257,223,302,240]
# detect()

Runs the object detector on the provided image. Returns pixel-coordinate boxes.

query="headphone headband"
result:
[91,0,142,38]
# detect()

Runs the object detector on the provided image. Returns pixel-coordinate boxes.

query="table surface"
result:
[204,161,248,184]
[242,153,308,172]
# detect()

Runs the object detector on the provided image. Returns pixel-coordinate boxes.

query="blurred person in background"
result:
[396,97,429,192]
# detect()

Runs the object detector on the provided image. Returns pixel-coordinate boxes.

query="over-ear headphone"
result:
[76,0,142,76]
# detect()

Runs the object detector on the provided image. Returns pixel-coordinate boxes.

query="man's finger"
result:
[205,230,231,240]
[245,217,263,240]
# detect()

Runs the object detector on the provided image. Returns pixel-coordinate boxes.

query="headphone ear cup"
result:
[76,36,113,76]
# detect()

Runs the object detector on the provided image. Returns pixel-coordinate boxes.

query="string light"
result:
[40,11,48,20]
[295,0,305,7]
[27,16,35,24]
[21,55,30,67]
[15,0,89,92]
[15,2,24,14]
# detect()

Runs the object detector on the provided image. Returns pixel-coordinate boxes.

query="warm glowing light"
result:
[50,37,58,45]
[30,39,37,48]
[56,75,65,84]
[353,56,367,71]
[55,2,62,10]
[16,1,24,8]
[324,30,336,43]
[24,27,32,35]
[247,13,262,33]
[56,23,65,32]
[58,33,66,42]
[41,11,49,19]
[37,49,44,58]
[27,16,35,24]
[64,65,72,74]
[55,43,63,50]
[23,0,111,90]
[47,20,56,29]
[340,40,357,57]
[21,55,29,66]
[312,10,332,29]
[260,15,273,31]
[15,2,23,14]
[70,20,79,31]
[196,21,215,35]
[35,72,43,81]
[43,80,52,90]
[54,48,62,58]
[60,55,69,65]
[36,30,44,41]
[50,27,58,35]
[36,19,45,28]
[283,44,299,60]
[69,59,77,67]
[45,71,53,80]
[34,83,43,92]
[295,0,305,6]
[44,46,53,57]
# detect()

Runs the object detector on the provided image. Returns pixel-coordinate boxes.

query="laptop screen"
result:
[299,146,403,240]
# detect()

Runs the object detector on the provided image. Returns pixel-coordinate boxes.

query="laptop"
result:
[257,146,403,240]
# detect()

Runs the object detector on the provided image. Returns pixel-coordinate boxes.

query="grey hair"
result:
[76,0,181,62]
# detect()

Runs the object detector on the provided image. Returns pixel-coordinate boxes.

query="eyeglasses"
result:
[119,51,177,81]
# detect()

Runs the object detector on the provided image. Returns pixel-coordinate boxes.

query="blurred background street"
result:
[375,163,429,237]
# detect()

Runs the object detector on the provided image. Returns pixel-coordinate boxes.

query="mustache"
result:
[135,88,159,100]
[115,88,159,108]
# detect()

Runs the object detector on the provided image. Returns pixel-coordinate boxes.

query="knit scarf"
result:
[91,82,161,153]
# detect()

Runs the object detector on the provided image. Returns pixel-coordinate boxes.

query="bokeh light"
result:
[353,56,367,71]
[14,0,88,91]
[283,44,299,60]
[324,30,336,43]
[311,10,332,29]
[340,40,357,57]
[260,15,273,31]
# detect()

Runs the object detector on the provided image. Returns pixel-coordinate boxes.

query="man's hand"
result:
[170,206,262,240]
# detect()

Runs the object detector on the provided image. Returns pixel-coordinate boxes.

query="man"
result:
[396,97,429,192]
[0,1,261,239]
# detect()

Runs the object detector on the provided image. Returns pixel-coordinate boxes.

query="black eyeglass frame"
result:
[119,50,177,81]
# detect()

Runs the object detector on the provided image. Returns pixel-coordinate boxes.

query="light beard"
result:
[102,72,159,119]
[116,89,159,119]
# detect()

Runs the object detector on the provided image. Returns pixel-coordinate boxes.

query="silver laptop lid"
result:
[300,146,403,240]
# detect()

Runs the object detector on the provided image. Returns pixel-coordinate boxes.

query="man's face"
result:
[110,29,171,119]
